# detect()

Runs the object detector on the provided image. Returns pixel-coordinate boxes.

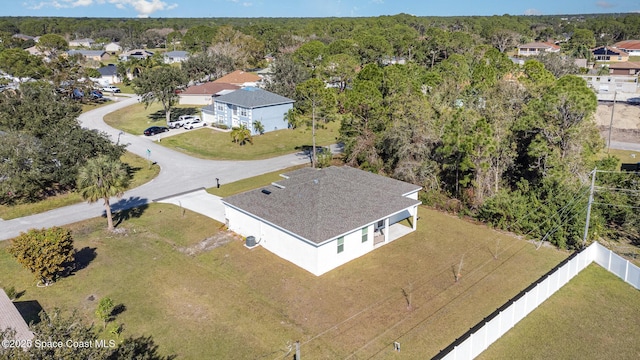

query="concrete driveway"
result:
[155,189,226,223]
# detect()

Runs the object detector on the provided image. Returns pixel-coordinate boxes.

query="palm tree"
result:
[77,156,130,231]
[230,124,253,145]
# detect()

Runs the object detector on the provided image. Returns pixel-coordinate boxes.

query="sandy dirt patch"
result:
[595,103,640,142]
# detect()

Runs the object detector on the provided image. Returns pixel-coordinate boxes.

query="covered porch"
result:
[373,209,417,247]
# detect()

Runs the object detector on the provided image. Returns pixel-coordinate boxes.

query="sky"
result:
[5,0,640,19]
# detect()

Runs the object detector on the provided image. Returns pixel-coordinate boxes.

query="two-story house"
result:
[202,87,294,134]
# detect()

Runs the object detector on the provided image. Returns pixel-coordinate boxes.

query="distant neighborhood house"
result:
[12,34,36,42]
[517,42,561,57]
[178,81,240,105]
[95,64,121,85]
[592,46,629,62]
[612,40,640,57]
[104,42,122,54]
[67,49,109,62]
[222,166,421,276]
[202,87,294,133]
[213,70,262,87]
[68,38,94,48]
[163,50,189,64]
[607,61,640,76]
[119,49,154,61]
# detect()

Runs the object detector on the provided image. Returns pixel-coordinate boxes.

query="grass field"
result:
[206,164,307,197]
[103,102,341,160]
[478,263,640,359]
[0,203,569,359]
[0,152,159,220]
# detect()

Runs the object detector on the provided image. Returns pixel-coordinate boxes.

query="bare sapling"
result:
[401,282,414,311]
[454,254,464,282]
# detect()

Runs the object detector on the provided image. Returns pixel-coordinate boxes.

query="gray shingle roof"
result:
[214,87,294,108]
[164,51,188,58]
[98,65,118,76]
[0,289,33,343]
[223,166,421,244]
[68,50,105,57]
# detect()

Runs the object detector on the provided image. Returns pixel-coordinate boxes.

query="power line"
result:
[595,169,640,174]
[594,186,640,195]
[592,202,640,210]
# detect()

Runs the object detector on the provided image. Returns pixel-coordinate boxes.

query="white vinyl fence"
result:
[434,242,640,360]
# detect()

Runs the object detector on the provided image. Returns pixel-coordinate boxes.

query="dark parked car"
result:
[143,126,169,136]
[90,90,103,99]
[627,97,640,105]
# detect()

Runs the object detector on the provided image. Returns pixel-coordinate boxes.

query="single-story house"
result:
[381,56,407,65]
[222,166,422,276]
[12,34,36,42]
[592,46,629,62]
[69,38,94,48]
[607,61,640,76]
[104,42,122,54]
[67,49,110,62]
[213,70,262,87]
[517,42,561,57]
[119,49,154,61]
[612,40,640,57]
[202,87,293,133]
[96,64,121,85]
[163,50,189,64]
[178,81,240,105]
[0,289,34,347]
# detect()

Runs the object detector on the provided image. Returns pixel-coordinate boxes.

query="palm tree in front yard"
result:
[230,124,253,145]
[77,156,130,231]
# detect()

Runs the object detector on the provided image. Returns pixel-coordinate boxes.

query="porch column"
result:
[384,218,389,243]
[412,206,418,230]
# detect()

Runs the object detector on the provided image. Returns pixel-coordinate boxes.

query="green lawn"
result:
[161,122,339,160]
[207,164,307,197]
[0,203,570,359]
[103,102,202,135]
[478,263,640,359]
[0,152,159,220]
[104,102,341,160]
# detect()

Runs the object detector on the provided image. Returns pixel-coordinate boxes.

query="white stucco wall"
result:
[225,204,418,276]
[179,95,213,106]
[316,224,375,275]
[225,205,320,275]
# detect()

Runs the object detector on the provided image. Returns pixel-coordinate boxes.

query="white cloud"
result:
[242,2,252,7]
[24,0,178,16]
[524,8,542,15]
[596,1,615,9]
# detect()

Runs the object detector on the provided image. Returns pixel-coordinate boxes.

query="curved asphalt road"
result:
[0,96,311,240]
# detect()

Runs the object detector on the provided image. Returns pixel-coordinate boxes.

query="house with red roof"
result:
[517,42,561,57]
[213,70,262,87]
[613,40,640,57]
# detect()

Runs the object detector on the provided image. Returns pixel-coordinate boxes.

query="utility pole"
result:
[295,340,300,360]
[607,91,617,153]
[582,169,597,248]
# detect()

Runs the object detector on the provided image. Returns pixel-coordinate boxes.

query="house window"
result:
[618,56,622,61]
[337,237,344,253]
[216,104,224,111]
[362,227,368,243]
[240,108,248,116]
